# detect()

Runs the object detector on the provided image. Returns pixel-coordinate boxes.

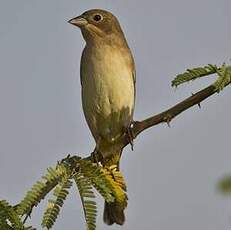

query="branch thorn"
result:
[164,114,172,128]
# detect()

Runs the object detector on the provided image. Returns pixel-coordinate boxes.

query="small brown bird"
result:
[68,9,136,225]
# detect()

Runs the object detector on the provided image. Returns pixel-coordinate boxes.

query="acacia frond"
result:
[13,155,128,229]
[214,64,231,92]
[17,164,69,216]
[60,156,128,229]
[218,176,231,194]
[172,63,231,94]
[42,179,73,229]
[0,200,24,230]
[172,64,218,87]
[76,160,115,203]
[100,165,127,209]
[74,172,97,230]
[0,220,13,230]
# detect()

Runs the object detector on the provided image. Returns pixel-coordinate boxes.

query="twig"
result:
[120,82,230,149]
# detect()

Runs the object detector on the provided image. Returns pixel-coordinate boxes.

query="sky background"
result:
[0,0,231,229]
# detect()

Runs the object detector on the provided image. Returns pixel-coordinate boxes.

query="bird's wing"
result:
[80,48,86,86]
[130,51,136,85]
[132,68,136,85]
[80,60,83,86]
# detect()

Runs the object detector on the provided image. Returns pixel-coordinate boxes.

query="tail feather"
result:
[103,201,125,225]
[102,150,126,225]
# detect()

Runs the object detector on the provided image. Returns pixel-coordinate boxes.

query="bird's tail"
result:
[101,151,127,225]
[103,200,125,225]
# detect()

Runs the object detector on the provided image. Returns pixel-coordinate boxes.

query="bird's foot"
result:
[126,122,135,151]
[91,149,100,165]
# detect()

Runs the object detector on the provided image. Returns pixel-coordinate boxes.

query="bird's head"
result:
[68,9,126,45]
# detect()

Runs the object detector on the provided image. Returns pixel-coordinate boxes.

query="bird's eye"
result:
[93,14,103,22]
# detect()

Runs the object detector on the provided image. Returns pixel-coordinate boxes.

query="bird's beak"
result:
[68,16,88,27]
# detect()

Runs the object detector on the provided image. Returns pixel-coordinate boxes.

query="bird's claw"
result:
[91,150,100,165]
[126,123,134,151]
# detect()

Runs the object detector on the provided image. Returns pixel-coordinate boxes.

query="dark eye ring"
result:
[93,14,103,22]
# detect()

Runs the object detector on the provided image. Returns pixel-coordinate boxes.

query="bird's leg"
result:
[91,139,104,165]
[126,122,135,151]
[91,149,99,164]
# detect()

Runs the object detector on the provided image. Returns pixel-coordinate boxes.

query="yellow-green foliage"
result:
[0,200,24,229]
[72,160,128,230]
[0,200,35,229]
[7,155,128,230]
[171,64,218,87]
[77,160,127,208]
[42,179,73,229]
[17,165,68,217]
[77,160,116,203]
[100,165,127,209]
[218,176,231,195]
[74,173,97,230]
[172,63,231,93]
[214,64,231,92]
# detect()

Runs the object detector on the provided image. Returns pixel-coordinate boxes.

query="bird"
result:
[68,9,136,225]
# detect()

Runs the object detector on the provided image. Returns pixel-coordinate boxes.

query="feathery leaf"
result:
[100,165,128,209]
[78,160,115,203]
[42,179,73,229]
[17,164,69,217]
[0,200,24,229]
[213,64,231,92]
[74,172,97,230]
[172,64,218,87]
[218,176,231,194]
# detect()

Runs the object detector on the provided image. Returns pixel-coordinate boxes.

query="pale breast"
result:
[80,44,135,142]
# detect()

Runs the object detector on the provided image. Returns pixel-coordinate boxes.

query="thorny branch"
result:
[130,85,222,141]
[119,69,231,150]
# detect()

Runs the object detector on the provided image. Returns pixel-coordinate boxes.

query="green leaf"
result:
[172,64,218,87]
[74,173,97,230]
[218,176,231,194]
[0,200,24,229]
[42,179,72,229]
[172,63,231,94]
[77,160,115,203]
[213,64,231,92]
[17,164,69,216]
